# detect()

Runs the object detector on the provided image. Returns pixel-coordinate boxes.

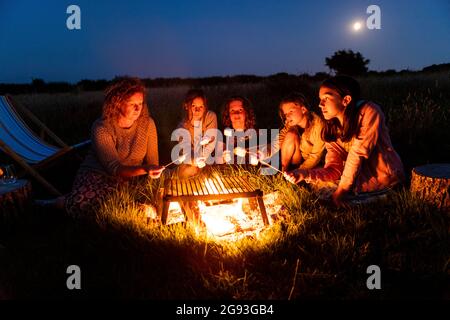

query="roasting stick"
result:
[163,154,187,169]
[258,159,284,174]
[198,135,211,157]
[233,147,283,174]
[222,129,233,163]
[194,135,212,168]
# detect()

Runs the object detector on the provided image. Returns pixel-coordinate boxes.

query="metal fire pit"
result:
[159,172,269,226]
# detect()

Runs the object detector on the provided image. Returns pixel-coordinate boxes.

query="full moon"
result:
[353,21,362,31]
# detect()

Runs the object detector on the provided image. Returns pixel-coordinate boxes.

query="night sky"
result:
[1,0,449,83]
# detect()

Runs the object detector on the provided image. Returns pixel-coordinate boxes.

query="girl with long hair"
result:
[284,76,404,206]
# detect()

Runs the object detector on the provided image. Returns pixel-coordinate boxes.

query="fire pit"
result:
[159,168,270,235]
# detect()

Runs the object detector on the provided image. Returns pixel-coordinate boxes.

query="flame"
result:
[164,175,281,241]
[199,204,238,236]
[144,204,157,219]
[166,201,185,224]
[196,175,265,239]
[199,198,251,237]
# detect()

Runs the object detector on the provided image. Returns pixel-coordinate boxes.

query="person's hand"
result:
[283,169,307,184]
[331,187,350,207]
[147,165,164,179]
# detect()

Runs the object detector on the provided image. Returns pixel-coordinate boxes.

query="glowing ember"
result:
[162,174,285,241]
[198,198,265,238]
[166,202,185,224]
[144,204,157,219]
[199,200,242,236]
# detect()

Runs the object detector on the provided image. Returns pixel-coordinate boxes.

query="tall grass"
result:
[14,165,439,299]
[2,72,448,299]
[0,165,448,299]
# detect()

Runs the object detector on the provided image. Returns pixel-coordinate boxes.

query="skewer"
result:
[198,135,214,159]
[233,147,283,173]
[163,154,187,168]
[223,128,233,163]
[258,159,284,174]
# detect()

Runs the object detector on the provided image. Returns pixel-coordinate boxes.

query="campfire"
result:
[158,169,283,241]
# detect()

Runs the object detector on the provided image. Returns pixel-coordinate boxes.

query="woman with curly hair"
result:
[220,96,258,164]
[222,96,256,131]
[64,77,164,217]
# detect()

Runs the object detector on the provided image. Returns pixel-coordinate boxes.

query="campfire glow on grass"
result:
[160,170,282,241]
[99,165,292,247]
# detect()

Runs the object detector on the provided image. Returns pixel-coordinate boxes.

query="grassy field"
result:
[0,72,449,299]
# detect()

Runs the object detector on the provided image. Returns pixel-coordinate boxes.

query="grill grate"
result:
[160,173,269,226]
[166,175,255,197]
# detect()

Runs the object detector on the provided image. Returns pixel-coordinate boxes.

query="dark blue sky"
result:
[1,0,449,83]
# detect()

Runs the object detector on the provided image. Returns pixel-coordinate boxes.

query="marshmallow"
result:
[200,136,211,146]
[234,147,247,157]
[224,128,233,137]
[178,154,187,164]
[223,150,232,163]
[250,154,259,166]
[196,157,206,168]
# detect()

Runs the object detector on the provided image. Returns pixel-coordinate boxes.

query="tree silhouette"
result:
[325,50,370,76]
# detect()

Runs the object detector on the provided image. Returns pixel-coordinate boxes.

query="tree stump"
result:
[410,164,450,210]
[0,180,32,224]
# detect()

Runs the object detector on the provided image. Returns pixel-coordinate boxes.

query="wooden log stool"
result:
[410,164,450,211]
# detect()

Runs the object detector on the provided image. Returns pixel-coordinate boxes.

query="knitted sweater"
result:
[81,115,159,176]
